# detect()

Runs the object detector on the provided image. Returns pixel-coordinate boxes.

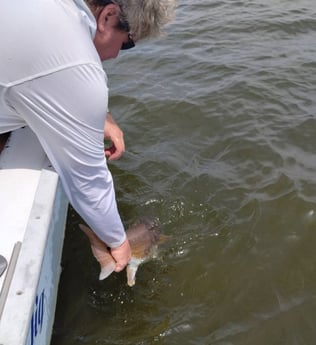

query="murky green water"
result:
[51,1,316,344]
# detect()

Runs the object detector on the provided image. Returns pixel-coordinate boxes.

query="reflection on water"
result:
[52,1,316,344]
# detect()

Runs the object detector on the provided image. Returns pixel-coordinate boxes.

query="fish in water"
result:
[79,218,167,287]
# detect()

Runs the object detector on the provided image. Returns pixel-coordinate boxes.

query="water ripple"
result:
[52,1,316,344]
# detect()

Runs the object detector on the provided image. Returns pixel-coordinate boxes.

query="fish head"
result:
[124,217,167,286]
[126,217,161,257]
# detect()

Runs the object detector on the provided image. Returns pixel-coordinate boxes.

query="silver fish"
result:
[79,218,168,287]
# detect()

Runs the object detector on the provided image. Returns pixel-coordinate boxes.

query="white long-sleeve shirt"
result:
[0,0,126,247]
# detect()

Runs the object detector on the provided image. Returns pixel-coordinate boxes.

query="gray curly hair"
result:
[85,0,177,41]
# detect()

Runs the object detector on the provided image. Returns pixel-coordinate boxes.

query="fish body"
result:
[79,218,166,286]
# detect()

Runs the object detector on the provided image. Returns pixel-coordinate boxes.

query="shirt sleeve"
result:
[8,63,126,248]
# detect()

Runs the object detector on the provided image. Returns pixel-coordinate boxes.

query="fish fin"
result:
[126,264,139,287]
[79,224,116,279]
[158,234,171,244]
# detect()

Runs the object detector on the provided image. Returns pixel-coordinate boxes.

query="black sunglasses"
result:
[116,12,135,50]
[121,33,135,50]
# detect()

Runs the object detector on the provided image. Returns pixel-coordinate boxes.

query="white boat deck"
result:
[0,127,68,345]
[0,128,48,286]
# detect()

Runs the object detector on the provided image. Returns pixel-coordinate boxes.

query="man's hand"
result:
[110,238,132,272]
[104,112,125,160]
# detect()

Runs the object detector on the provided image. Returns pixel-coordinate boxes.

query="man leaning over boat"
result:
[0,0,177,271]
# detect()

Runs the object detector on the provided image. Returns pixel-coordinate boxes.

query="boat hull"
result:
[0,127,68,345]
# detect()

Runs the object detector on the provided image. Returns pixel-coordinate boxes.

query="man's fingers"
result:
[114,263,125,273]
[104,143,125,161]
[110,238,132,271]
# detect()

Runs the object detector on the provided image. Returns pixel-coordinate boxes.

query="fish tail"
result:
[79,223,104,247]
[99,261,116,280]
[79,224,116,280]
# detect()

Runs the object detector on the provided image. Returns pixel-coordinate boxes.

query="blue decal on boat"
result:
[30,289,45,345]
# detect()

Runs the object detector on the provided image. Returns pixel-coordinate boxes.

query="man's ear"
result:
[96,4,119,33]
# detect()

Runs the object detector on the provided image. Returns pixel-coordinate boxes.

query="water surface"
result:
[52,1,316,344]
